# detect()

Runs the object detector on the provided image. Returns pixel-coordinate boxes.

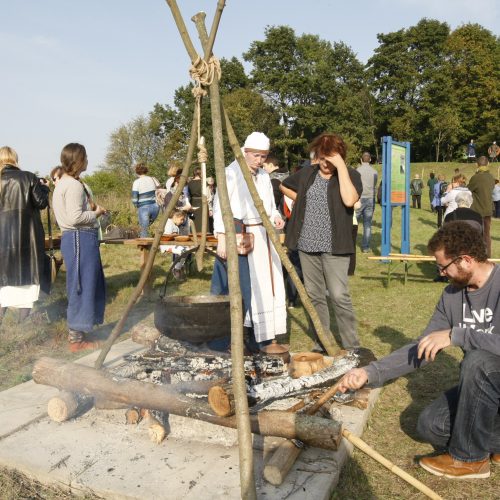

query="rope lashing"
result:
[189,55,220,164]
[189,55,221,88]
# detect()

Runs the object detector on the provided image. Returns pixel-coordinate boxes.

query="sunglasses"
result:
[437,255,466,273]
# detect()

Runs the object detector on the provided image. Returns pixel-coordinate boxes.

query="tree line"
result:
[87,19,499,195]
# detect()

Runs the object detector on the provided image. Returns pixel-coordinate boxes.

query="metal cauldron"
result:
[154,295,230,343]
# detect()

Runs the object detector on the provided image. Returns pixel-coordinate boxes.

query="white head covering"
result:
[243,132,270,151]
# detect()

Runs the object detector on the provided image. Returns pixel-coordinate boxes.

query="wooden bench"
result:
[368,253,500,286]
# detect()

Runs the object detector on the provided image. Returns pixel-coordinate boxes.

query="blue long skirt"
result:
[61,229,106,333]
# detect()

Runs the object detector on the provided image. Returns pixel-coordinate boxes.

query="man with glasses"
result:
[338,221,499,479]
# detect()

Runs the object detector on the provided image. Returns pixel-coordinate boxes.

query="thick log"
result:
[32,357,342,450]
[47,391,92,422]
[208,383,235,417]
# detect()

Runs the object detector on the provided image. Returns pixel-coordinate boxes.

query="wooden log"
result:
[263,380,343,485]
[32,357,342,450]
[125,407,141,425]
[208,383,234,417]
[47,391,93,422]
[142,409,167,444]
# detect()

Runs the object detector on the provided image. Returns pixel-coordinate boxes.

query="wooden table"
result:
[119,237,218,294]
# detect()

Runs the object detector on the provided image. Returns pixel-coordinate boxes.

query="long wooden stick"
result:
[342,429,443,500]
[192,14,256,500]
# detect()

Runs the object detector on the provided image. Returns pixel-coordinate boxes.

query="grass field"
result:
[0,161,499,498]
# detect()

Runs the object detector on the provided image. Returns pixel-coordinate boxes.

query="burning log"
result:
[32,357,342,450]
[208,351,358,416]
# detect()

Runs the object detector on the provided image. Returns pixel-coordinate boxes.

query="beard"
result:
[448,269,473,288]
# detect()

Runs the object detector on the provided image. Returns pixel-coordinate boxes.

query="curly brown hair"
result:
[427,221,488,262]
[309,133,347,161]
[135,163,148,175]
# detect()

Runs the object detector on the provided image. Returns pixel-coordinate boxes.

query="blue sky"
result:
[1,0,498,176]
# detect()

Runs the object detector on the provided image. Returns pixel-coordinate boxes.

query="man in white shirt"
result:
[210,132,286,351]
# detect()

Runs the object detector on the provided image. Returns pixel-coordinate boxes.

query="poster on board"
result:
[391,144,406,203]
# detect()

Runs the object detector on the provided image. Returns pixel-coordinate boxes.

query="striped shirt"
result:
[131,176,158,207]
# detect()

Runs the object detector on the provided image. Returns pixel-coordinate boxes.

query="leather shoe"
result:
[492,454,500,465]
[69,340,102,353]
[419,453,490,479]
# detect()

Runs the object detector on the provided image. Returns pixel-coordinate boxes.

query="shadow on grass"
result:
[372,325,460,442]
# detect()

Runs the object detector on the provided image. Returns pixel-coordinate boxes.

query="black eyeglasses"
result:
[437,255,465,273]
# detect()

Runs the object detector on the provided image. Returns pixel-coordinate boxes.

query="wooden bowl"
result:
[289,352,327,378]
[174,235,191,242]
[161,234,175,242]
[207,235,218,242]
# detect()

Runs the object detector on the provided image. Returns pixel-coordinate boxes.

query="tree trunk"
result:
[32,357,342,450]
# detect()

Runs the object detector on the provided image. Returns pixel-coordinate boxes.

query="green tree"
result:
[367,19,451,160]
[445,24,500,152]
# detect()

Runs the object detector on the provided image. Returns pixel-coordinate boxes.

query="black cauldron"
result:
[154,295,231,343]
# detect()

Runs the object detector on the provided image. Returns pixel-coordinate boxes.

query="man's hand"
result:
[216,233,226,259]
[95,205,107,217]
[417,330,451,362]
[337,368,369,393]
[274,215,285,229]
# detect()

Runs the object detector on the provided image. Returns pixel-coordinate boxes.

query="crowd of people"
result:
[1,132,498,481]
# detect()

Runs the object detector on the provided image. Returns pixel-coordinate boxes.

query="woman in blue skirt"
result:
[52,143,107,352]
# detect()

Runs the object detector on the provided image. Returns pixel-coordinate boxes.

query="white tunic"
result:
[213,160,287,342]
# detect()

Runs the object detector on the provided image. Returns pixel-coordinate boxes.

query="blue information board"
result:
[380,136,411,256]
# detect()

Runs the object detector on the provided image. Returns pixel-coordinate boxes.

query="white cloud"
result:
[31,35,59,49]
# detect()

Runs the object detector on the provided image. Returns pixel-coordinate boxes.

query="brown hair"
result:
[135,163,148,175]
[428,221,487,262]
[309,133,347,161]
[452,173,467,186]
[168,161,182,177]
[192,167,202,178]
[477,156,489,167]
[60,143,87,178]
[50,165,63,182]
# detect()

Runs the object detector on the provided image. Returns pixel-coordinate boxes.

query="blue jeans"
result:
[137,204,160,237]
[416,350,500,461]
[356,198,374,251]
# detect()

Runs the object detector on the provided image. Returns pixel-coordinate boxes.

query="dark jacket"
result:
[0,165,49,287]
[468,169,495,217]
[282,164,362,254]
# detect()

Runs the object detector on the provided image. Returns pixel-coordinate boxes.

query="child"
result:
[163,210,191,280]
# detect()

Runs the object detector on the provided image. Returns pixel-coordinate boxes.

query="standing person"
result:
[281,133,362,351]
[52,143,107,352]
[493,179,500,219]
[468,156,495,257]
[410,173,424,209]
[0,146,50,325]
[339,222,500,479]
[467,139,476,163]
[427,172,437,212]
[440,173,471,219]
[432,174,446,228]
[206,176,216,233]
[488,141,499,163]
[263,156,289,213]
[210,132,287,351]
[187,167,203,232]
[355,152,377,253]
[131,163,160,238]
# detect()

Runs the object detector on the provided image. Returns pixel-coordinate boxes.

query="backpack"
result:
[439,181,449,196]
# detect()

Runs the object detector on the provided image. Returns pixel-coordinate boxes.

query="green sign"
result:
[391,144,406,203]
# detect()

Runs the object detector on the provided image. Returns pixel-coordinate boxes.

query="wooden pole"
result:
[190,12,255,499]
[342,429,443,500]
[162,3,255,497]
[94,111,199,369]
[32,357,343,450]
